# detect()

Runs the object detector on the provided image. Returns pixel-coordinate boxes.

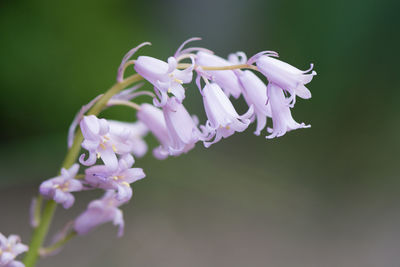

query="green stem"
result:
[23,73,143,267]
[23,200,57,267]
[32,196,43,227]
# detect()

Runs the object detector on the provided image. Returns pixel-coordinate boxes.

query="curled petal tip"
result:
[174,37,203,57]
[247,50,279,65]
[117,42,152,82]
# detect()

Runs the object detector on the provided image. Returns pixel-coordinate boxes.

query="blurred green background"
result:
[1,0,399,266]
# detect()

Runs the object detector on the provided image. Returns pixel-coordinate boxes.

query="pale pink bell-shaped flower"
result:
[136,103,171,159]
[249,52,316,106]
[108,120,148,158]
[79,115,138,171]
[39,164,83,209]
[266,83,310,138]
[0,233,28,267]
[67,84,146,149]
[134,56,193,106]
[85,154,145,202]
[201,83,254,147]
[162,97,206,155]
[74,191,125,237]
[195,51,242,99]
[237,70,272,136]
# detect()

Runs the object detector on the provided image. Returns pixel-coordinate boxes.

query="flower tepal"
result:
[79,115,138,171]
[266,83,310,138]
[108,120,149,158]
[201,83,254,147]
[0,232,28,267]
[162,97,207,155]
[73,191,125,237]
[237,70,271,136]
[136,103,172,160]
[39,164,83,209]
[134,55,193,106]
[196,51,242,99]
[85,154,145,202]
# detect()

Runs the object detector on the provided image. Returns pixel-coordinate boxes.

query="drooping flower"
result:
[73,191,125,237]
[266,83,310,139]
[201,83,253,147]
[195,51,242,99]
[134,55,194,106]
[85,154,145,202]
[236,70,272,136]
[162,97,207,155]
[136,103,171,159]
[0,233,28,267]
[79,115,137,170]
[39,164,83,209]
[67,85,146,150]
[108,120,148,158]
[249,52,316,106]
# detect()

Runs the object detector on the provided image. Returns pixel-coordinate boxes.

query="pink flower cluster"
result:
[39,37,316,238]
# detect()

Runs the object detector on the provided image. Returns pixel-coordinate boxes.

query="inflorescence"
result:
[1,37,316,267]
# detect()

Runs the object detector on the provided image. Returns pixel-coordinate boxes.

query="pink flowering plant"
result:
[1,37,316,267]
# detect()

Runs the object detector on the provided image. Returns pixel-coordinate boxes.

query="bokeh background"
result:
[1,0,399,266]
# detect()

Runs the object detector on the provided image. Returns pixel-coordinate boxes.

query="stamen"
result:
[97,152,101,159]
[174,78,183,84]
[100,143,106,150]
[121,182,130,187]
[112,144,117,152]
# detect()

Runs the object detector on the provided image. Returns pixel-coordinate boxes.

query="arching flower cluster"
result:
[131,37,316,143]
[38,37,316,239]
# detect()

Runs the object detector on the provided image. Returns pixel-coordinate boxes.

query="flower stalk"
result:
[39,231,77,257]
